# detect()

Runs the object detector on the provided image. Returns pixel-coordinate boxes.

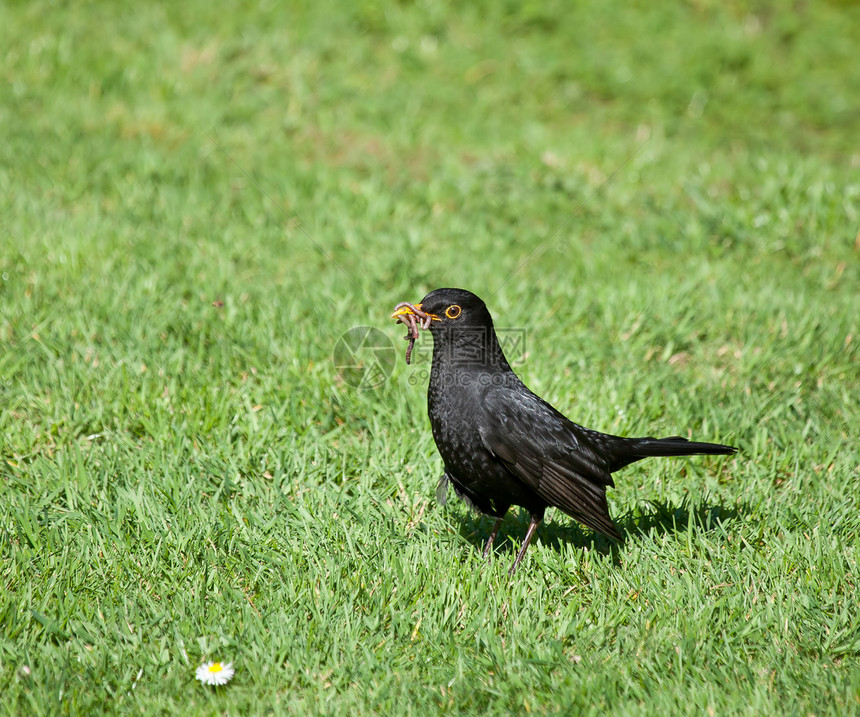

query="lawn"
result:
[1,1,859,714]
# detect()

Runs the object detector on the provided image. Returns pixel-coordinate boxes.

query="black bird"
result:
[392,288,736,575]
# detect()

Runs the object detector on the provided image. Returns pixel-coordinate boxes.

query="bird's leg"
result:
[482,518,503,559]
[508,515,542,576]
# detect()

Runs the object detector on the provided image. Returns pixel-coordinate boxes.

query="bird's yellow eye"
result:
[445,305,462,319]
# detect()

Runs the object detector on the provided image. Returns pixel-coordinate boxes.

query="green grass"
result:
[2,0,859,714]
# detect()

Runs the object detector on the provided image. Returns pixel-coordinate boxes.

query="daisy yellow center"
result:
[208,663,224,673]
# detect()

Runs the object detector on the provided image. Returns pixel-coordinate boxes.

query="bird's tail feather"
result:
[609,436,736,472]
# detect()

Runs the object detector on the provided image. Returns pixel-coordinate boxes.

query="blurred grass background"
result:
[1,1,859,714]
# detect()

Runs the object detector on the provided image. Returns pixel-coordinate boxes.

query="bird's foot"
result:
[482,518,503,559]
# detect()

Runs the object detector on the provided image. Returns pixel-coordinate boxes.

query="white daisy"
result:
[195,660,235,686]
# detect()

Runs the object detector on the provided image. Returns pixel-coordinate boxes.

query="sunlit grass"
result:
[1,1,859,714]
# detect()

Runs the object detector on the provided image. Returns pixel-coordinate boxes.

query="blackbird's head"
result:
[391,288,494,334]
[392,288,510,367]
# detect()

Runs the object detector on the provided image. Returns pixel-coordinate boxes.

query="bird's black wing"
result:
[479,385,621,539]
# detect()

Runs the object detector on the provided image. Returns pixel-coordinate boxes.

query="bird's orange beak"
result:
[390,303,441,321]
[391,303,421,319]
